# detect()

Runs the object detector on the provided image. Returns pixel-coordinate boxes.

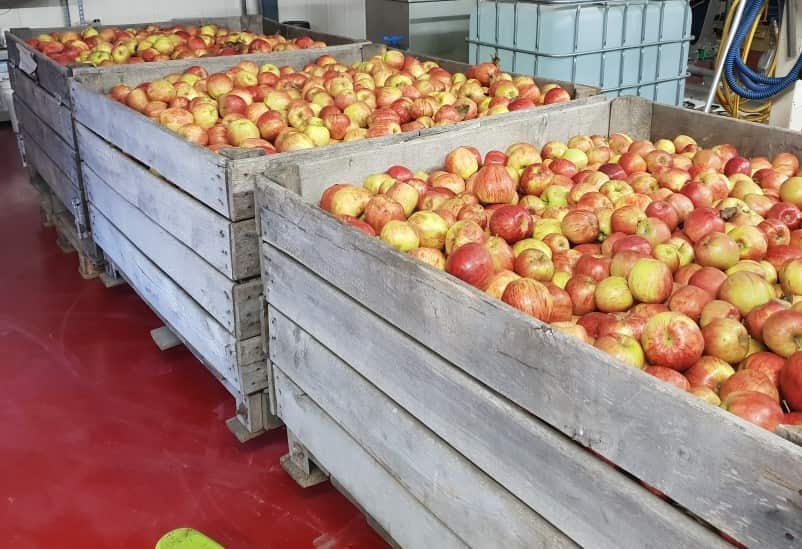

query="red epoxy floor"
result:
[0,123,385,548]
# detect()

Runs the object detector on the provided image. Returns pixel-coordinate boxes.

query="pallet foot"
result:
[100,261,126,288]
[225,416,265,443]
[150,325,182,351]
[56,231,74,253]
[78,252,104,280]
[281,430,328,488]
[39,203,54,228]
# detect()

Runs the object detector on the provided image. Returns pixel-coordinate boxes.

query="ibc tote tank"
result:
[469,0,692,105]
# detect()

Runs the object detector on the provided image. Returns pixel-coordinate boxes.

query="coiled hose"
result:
[724,0,802,100]
[715,0,775,121]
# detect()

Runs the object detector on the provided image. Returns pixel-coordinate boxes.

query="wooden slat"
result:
[270,307,580,548]
[89,206,240,389]
[273,368,469,549]
[14,95,79,187]
[71,44,373,93]
[264,244,727,549]
[10,67,74,147]
[76,123,245,280]
[259,180,802,548]
[84,165,260,340]
[72,83,231,217]
[651,101,802,157]
[230,220,260,280]
[20,128,81,222]
[267,99,611,205]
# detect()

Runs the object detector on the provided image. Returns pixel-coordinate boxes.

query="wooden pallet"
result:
[257,96,802,548]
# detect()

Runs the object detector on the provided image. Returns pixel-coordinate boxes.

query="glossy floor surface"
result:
[0,124,385,548]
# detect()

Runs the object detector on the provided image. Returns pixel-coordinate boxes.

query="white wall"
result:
[277,0,366,39]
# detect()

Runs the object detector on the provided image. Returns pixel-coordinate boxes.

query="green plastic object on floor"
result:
[156,528,224,549]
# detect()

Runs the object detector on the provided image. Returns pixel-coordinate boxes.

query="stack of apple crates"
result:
[5,17,372,437]
[254,96,802,548]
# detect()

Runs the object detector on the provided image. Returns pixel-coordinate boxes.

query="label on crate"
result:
[18,47,37,75]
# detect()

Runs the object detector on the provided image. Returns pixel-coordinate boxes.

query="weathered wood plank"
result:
[273,368,469,549]
[71,83,231,217]
[84,165,260,340]
[89,206,239,388]
[269,307,578,548]
[14,95,80,187]
[264,244,727,549]
[651,101,802,157]
[266,99,612,205]
[72,44,372,94]
[259,180,802,548]
[230,220,260,280]
[20,128,81,223]
[76,124,244,280]
[10,67,74,147]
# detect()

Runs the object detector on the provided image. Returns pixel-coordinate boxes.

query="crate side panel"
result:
[260,181,802,548]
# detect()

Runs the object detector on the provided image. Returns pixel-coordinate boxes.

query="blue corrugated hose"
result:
[724,0,802,99]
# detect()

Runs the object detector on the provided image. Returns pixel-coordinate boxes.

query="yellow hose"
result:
[715,0,776,122]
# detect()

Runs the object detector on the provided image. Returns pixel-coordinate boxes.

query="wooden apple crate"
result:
[5,16,369,284]
[68,44,598,441]
[256,96,802,548]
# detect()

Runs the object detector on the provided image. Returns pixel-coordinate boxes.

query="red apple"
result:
[720,370,780,402]
[684,207,725,243]
[745,300,790,342]
[484,270,521,299]
[489,205,534,244]
[739,352,786,387]
[545,283,573,322]
[688,267,728,297]
[721,391,784,431]
[565,275,597,315]
[685,356,735,391]
[446,242,494,289]
[668,285,713,322]
[502,278,554,322]
[641,312,704,371]
[645,366,691,391]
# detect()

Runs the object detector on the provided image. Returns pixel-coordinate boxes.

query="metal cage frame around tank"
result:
[467,0,693,105]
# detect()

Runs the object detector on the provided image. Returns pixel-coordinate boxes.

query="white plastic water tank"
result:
[469,0,692,105]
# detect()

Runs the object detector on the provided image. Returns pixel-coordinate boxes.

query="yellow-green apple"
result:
[595,333,644,368]
[627,258,673,303]
[717,271,776,315]
[380,220,419,252]
[702,318,750,364]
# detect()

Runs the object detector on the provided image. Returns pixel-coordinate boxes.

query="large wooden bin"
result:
[256,96,802,548]
[69,43,599,439]
[5,15,368,278]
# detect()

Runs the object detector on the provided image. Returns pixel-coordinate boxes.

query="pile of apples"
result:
[24,23,325,67]
[108,52,571,153]
[320,133,802,435]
